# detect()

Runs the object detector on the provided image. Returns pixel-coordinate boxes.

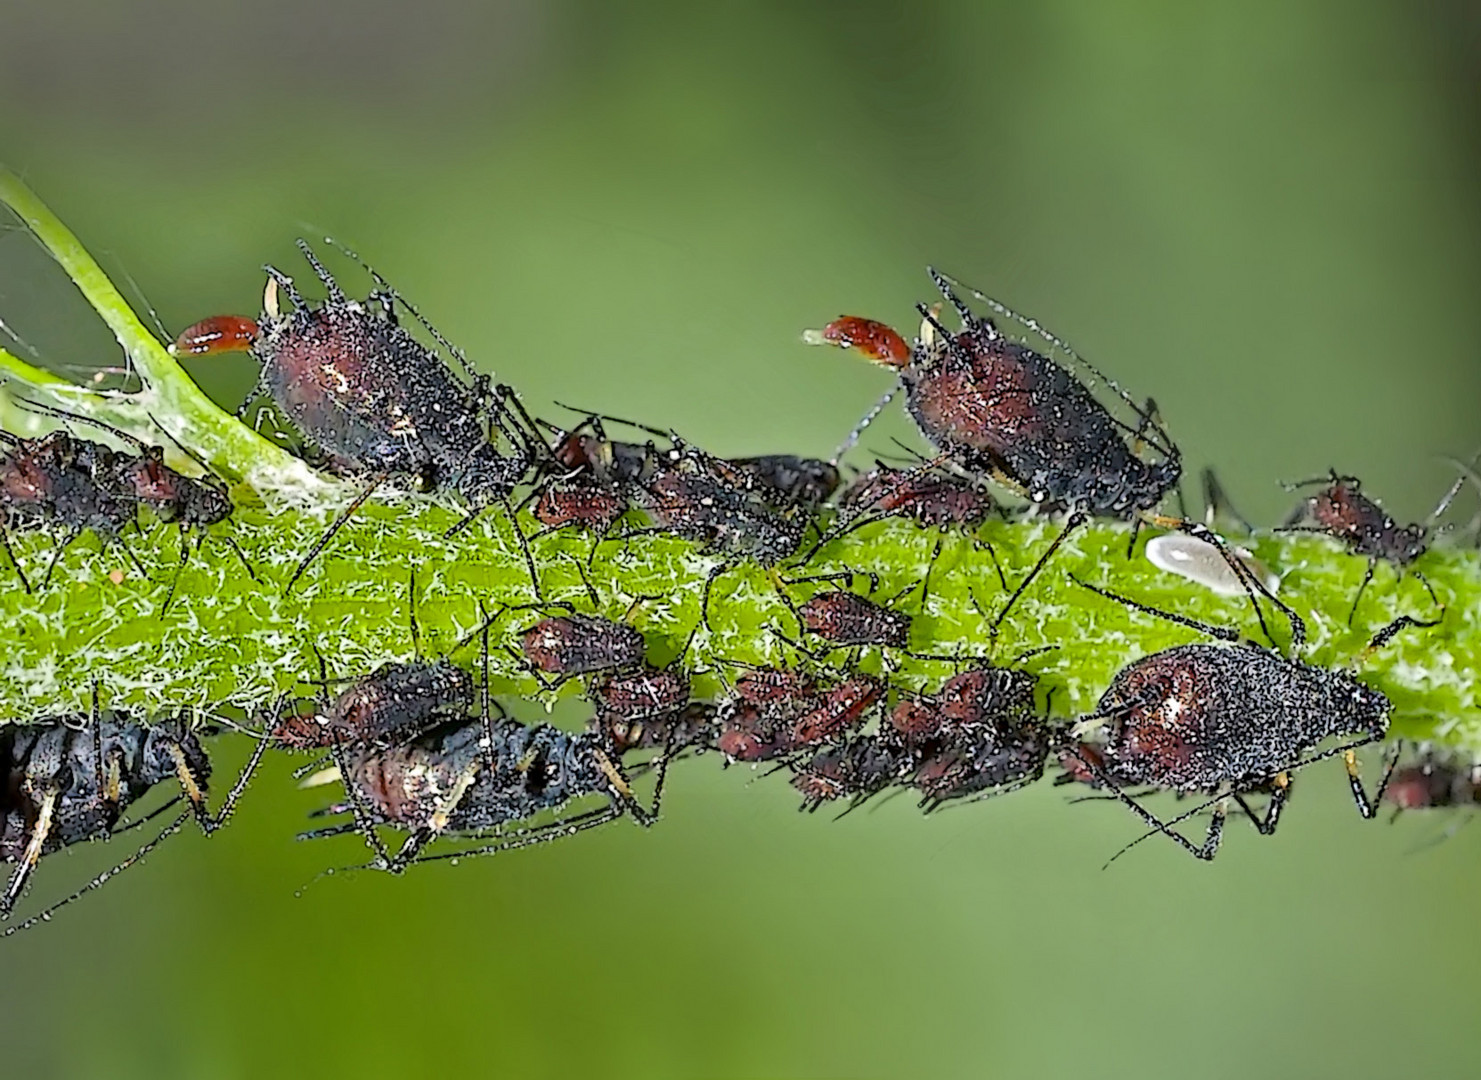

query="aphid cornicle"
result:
[173,241,544,591]
[1067,576,1432,861]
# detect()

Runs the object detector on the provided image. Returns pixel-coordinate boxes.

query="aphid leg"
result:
[831,378,902,465]
[285,473,387,594]
[1,783,60,916]
[40,526,83,590]
[195,735,271,836]
[1231,772,1291,836]
[1151,515,1304,649]
[1074,749,1228,862]
[0,523,31,593]
[158,530,192,618]
[329,742,397,872]
[1067,574,1240,642]
[1347,557,1378,626]
[992,511,1088,637]
[1,810,193,938]
[398,804,627,867]
[1364,612,1442,655]
[214,533,259,583]
[700,560,736,632]
[1201,468,1256,533]
[1345,744,1402,819]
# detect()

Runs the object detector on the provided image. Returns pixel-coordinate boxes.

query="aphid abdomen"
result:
[347,720,483,828]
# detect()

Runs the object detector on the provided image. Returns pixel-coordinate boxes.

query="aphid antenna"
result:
[913,303,981,373]
[929,268,1175,452]
[263,263,307,313]
[830,378,902,466]
[9,394,146,451]
[551,400,678,448]
[1430,450,1481,523]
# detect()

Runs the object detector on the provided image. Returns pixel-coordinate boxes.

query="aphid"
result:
[271,659,473,751]
[595,701,717,758]
[1382,752,1481,815]
[10,399,255,612]
[1278,470,1459,623]
[588,664,691,746]
[172,241,544,592]
[1,706,266,930]
[724,454,841,510]
[1066,576,1432,860]
[0,427,142,590]
[910,725,1055,811]
[300,702,665,874]
[714,665,882,763]
[806,271,1285,639]
[791,734,907,812]
[516,610,648,689]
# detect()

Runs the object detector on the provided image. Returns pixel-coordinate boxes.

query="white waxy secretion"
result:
[1144,534,1280,597]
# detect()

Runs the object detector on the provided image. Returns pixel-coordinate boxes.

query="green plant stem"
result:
[0,170,1477,765]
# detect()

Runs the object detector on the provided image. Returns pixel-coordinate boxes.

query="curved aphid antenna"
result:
[928,268,1177,461]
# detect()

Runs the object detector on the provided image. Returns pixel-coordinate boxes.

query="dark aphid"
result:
[1067,576,1432,861]
[0,427,141,590]
[910,724,1055,811]
[714,664,827,763]
[791,735,908,813]
[808,272,1181,515]
[271,659,473,751]
[724,454,841,510]
[595,702,717,758]
[1279,470,1458,624]
[10,399,255,612]
[1,707,266,929]
[301,703,664,875]
[803,272,1295,640]
[172,241,543,592]
[840,459,999,530]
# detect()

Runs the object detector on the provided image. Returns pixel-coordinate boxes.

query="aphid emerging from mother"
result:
[807,270,1290,640]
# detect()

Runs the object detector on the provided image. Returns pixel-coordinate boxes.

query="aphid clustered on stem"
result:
[0,171,1478,935]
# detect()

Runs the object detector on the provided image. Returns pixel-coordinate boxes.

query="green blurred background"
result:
[3,2,1480,1077]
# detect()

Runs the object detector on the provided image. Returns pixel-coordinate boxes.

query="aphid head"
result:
[1338,677,1392,741]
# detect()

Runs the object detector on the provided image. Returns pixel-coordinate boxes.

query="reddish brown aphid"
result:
[588,664,691,748]
[790,675,884,746]
[0,428,141,591]
[518,613,647,686]
[716,702,794,763]
[272,660,473,750]
[1280,471,1453,623]
[715,665,825,763]
[796,590,912,649]
[531,477,628,535]
[732,666,821,709]
[1381,753,1481,814]
[841,461,999,529]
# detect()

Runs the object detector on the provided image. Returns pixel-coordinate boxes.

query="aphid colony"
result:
[2,251,1475,934]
